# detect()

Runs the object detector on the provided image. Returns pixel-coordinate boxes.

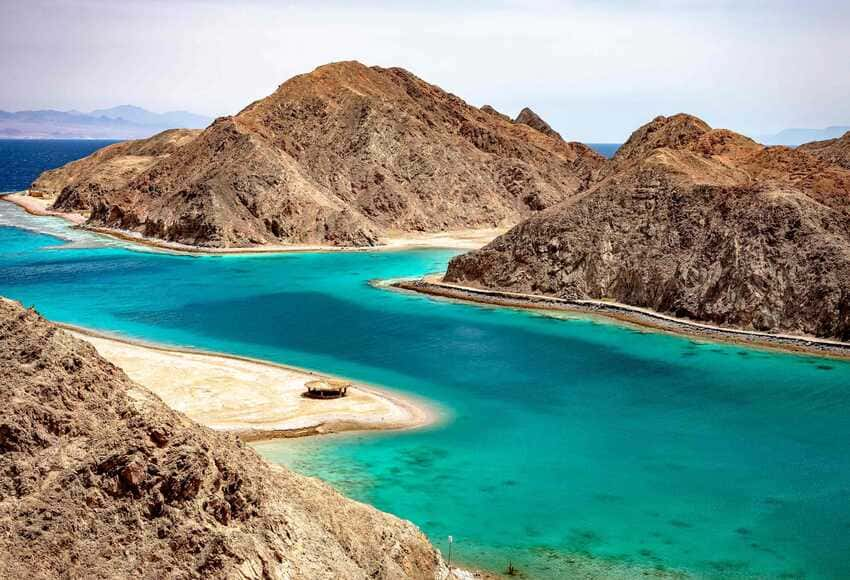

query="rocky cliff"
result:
[0,298,448,579]
[799,130,850,170]
[446,114,850,339]
[32,61,603,248]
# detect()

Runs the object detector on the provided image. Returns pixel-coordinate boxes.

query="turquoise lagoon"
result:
[1,203,850,578]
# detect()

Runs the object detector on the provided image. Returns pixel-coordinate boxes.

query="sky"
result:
[1,0,849,142]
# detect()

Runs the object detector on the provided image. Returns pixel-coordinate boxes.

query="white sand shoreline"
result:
[60,323,442,441]
[1,192,505,254]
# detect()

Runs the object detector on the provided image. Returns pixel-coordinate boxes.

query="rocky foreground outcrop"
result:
[799,130,850,170]
[0,298,447,579]
[31,61,603,248]
[446,114,850,339]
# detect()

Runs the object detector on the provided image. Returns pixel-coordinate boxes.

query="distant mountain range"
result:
[0,105,212,139]
[758,125,850,146]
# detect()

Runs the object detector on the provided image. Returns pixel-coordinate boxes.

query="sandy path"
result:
[66,328,439,440]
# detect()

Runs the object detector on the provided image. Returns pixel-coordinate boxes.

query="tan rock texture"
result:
[799,131,850,170]
[30,129,201,211]
[479,104,512,123]
[446,114,850,339]
[514,107,562,140]
[0,299,447,579]
[32,61,603,248]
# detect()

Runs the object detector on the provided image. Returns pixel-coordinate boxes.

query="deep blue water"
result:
[0,139,119,192]
[1,140,849,579]
[587,143,620,158]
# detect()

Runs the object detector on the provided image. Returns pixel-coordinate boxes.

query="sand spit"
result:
[390,277,850,359]
[2,192,88,224]
[64,325,440,440]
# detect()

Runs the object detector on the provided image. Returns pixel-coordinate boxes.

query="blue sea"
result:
[0,139,119,192]
[2,141,849,579]
[587,143,620,158]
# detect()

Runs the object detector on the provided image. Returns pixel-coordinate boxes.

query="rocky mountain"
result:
[799,130,850,170]
[31,129,201,210]
[0,107,211,140]
[514,107,562,140]
[30,61,604,248]
[445,114,850,339]
[479,105,512,123]
[0,298,447,579]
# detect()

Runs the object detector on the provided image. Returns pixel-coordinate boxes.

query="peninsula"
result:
[443,114,850,340]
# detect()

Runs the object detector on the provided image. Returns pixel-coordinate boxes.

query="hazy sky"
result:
[2,0,849,142]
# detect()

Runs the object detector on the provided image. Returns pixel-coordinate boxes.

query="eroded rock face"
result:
[446,114,850,339]
[799,131,850,170]
[0,299,447,579]
[32,61,604,248]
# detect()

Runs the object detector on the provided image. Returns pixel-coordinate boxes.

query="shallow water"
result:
[1,203,849,578]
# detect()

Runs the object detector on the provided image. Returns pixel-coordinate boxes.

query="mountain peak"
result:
[480,104,512,122]
[32,62,603,249]
[613,113,715,163]
[514,107,562,140]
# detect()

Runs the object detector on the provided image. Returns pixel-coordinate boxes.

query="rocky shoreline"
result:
[0,297,453,579]
[390,278,850,359]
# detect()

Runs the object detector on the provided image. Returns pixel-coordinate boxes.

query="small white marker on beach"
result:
[447,535,453,569]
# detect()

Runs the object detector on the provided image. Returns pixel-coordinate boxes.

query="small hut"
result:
[304,378,350,399]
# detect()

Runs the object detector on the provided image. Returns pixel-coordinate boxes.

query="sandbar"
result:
[64,325,440,441]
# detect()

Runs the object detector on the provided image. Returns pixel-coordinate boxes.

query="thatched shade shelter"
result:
[305,379,350,399]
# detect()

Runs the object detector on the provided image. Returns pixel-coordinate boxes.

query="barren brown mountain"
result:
[446,114,850,339]
[30,61,603,248]
[0,298,448,579]
[799,131,850,170]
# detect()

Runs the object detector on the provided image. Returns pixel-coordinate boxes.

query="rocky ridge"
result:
[31,129,201,211]
[799,130,850,170]
[446,114,850,339]
[0,298,448,579]
[31,61,604,248]
[514,107,562,140]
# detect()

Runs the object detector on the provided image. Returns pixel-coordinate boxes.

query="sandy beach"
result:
[390,276,850,359]
[2,192,505,253]
[2,192,88,225]
[64,325,439,440]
